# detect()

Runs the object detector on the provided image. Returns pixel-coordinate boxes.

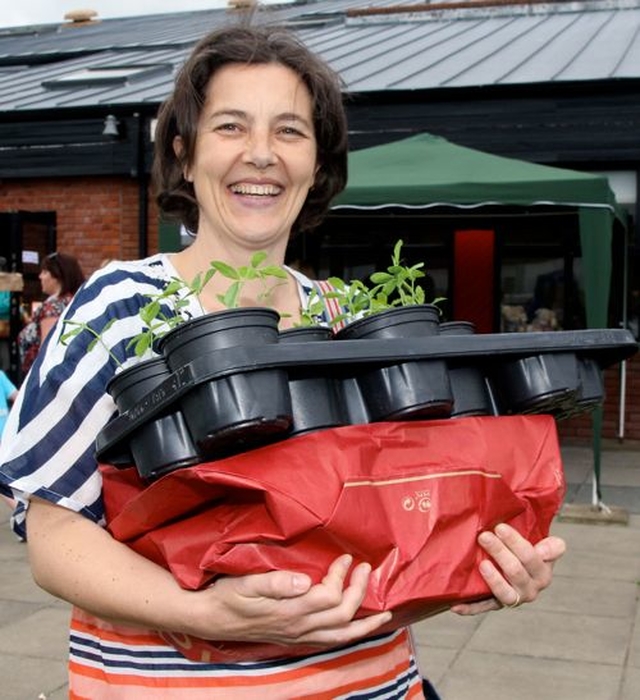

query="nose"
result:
[243,129,276,170]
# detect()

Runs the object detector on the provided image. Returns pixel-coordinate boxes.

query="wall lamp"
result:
[102,114,120,138]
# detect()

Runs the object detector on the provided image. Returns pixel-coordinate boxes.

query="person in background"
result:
[17,251,85,376]
[0,256,11,339]
[0,368,17,438]
[0,26,565,698]
[0,368,17,510]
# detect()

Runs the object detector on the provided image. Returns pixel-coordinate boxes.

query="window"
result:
[499,229,585,332]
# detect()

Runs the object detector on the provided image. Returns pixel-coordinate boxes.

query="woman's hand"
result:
[449,523,566,616]
[188,554,392,648]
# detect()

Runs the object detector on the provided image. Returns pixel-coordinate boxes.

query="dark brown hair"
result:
[42,252,85,296]
[152,25,348,235]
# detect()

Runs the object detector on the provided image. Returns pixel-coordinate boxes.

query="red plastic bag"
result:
[101,415,565,662]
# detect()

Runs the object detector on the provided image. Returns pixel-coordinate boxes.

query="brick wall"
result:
[0,176,159,278]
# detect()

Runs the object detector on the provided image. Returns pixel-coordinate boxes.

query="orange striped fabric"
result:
[68,607,425,698]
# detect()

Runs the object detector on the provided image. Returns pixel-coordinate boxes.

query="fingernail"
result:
[358,561,371,576]
[292,574,311,592]
[479,560,493,577]
[478,532,492,546]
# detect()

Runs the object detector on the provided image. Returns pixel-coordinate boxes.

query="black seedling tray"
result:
[95,328,638,462]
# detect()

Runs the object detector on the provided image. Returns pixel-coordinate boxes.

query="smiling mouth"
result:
[230,183,282,196]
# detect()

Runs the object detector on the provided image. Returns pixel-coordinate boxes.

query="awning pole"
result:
[617,226,629,441]
[618,360,627,441]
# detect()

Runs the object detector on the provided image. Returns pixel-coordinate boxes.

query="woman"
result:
[17,251,85,376]
[0,26,564,698]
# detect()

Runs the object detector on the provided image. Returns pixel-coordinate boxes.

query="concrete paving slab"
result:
[411,610,483,649]
[466,608,632,666]
[413,645,459,688]
[621,667,640,700]
[536,576,639,618]
[570,484,640,513]
[436,651,623,700]
[0,654,69,700]
[0,606,70,660]
[597,464,640,488]
[628,603,640,669]
[551,519,640,557]
[546,540,640,582]
[0,557,62,604]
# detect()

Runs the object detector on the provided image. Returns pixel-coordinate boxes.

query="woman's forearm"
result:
[26,497,203,633]
[25,497,392,649]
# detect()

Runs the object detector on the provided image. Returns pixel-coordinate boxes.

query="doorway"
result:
[0,211,56,383]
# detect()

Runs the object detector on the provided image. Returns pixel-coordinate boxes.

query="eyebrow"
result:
[207,109,313,129]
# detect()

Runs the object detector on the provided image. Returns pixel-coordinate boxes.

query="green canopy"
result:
[333,132,626,328]
[333,132,628,506]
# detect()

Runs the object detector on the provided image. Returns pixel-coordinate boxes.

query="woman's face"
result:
[39,267,60,296]
[181,62,318,253]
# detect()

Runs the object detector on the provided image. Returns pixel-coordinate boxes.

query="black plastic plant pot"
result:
[575,357,604,410]
[335,305,453,421]
[159,308,292,456]
[279,326,349,435]
[439,321,494,417]
[107,357,200,480]
[556,357,604,419]
[488,351,580,415]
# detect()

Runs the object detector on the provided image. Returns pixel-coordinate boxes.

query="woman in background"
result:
[17,251,84,376]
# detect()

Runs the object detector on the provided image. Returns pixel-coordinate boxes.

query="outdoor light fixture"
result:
[102,114,120,138]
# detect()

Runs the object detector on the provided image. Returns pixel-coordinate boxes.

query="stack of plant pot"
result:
[96,303,638,481]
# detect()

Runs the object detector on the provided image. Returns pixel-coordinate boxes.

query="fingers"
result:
[292,557,392,645]
[233,568,313,601]
[212,554,391,648]
[474,524,566,612]
[450,597,502,616]
[534,535,567,563]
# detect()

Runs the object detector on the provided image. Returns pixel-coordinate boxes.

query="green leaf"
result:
[202,267,217,286]
[369,272,392,284]
[211,261,239,279]
[164,279,185,295]
[140,301,161,324]
[133,334,151,357]
[262,266,288,279]
[250,251,268,267]
[243,267,258,280]
[327,276,347,290]
[60,327,81,345]
[221,281,240,308]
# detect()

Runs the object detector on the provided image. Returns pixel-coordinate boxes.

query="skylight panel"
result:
[42,64,170,89]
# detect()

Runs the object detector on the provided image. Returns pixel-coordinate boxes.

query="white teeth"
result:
[230,183,281,196]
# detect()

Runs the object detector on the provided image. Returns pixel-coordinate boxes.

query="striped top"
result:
[0,254,425,698]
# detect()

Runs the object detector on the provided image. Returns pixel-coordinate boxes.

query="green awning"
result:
[333,132,626,329]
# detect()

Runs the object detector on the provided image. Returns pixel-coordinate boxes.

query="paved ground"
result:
[1,442,639,699]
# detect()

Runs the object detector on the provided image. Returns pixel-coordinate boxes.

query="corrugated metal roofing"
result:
[0,0,639,113]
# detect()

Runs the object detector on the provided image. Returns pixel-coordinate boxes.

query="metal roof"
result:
[1,0,639,113]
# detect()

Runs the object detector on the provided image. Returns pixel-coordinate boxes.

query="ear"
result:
[173,135,192,182]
